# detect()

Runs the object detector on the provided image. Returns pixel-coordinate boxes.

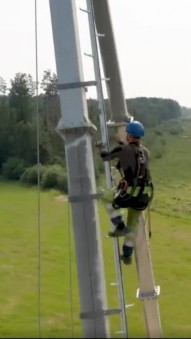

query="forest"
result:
[0,70,188,191]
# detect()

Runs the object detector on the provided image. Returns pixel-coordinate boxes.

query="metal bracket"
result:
[136,285,160,300]
[57,80,97,91]
[68,192,103,203]
[80,308,121,319]
[107,118,132,128]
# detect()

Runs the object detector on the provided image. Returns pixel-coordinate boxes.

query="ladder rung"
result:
[96,33,105,37]
[136,285,160,300]
[125,303,135,308]
[84,52,94,58]
[110,282,119,286]
[79,7,90,14]
[101,77,110,81]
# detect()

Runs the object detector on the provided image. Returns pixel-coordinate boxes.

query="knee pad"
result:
[123,231,135,247]
[105,203,114,213]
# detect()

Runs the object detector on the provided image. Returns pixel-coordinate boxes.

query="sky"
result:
[0,0,191,107]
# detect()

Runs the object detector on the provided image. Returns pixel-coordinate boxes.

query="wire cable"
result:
[34,0,42,337]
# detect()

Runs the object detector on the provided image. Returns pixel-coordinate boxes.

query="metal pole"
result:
[135,213,162,338]
[91,0,130,129]
[49,1,110,337]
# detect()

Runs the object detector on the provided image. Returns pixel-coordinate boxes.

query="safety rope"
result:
[147,205,152,238]
[34,1,42,337]
[34,3,76,337]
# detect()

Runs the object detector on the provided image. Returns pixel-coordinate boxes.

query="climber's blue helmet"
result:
[126,120,145,138]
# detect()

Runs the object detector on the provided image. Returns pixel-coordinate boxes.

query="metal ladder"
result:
[80,1,129,337]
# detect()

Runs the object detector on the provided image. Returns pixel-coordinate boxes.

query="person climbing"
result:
[98,120,154,265]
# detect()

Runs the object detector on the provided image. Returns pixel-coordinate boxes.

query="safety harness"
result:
[112,144,154,210]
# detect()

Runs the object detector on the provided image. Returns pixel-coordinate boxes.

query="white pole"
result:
[49,1,110,337]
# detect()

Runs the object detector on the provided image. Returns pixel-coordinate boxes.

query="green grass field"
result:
[0,120,191,338]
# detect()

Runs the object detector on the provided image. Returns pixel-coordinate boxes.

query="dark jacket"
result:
[100,142,151,183]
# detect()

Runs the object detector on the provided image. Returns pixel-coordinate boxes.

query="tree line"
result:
[0,71,183,191]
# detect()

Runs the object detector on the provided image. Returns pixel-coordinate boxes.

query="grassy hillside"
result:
[0,120,191,338]
[151,119,191,218]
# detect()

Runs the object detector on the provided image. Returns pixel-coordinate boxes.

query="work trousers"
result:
[101,188,142,257]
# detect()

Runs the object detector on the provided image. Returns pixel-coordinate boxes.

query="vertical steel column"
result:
[91,0,130,126]
[134,213,162,338]
[49,1,110,337]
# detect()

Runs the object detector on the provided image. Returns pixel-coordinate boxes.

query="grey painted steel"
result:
[134,213,162,338]
[80,307,121,319]
[86,0,128,337]
[57,80,97,90]
[68,192,103,202]
[49,1,110,337]
[92,0,130,123]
